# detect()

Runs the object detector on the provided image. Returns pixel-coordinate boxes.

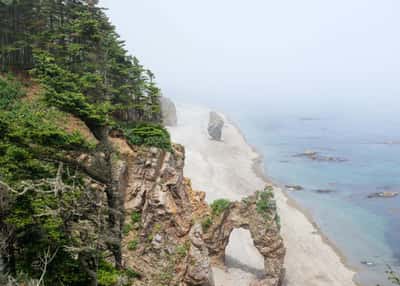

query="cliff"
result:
[0,85,285,285]
[109,135,285,286]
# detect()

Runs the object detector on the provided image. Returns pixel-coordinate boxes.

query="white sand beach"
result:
[168,103,357,286]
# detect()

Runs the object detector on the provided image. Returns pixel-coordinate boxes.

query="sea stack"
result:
[160,96,178,126]
[208,111,224,141]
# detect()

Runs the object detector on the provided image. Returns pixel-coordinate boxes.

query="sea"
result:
[185,92,400,286]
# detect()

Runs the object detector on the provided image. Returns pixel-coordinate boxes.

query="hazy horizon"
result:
[100,0,400,106]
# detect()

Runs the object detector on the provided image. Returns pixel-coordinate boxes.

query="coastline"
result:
[228,114,359,278]
[230,115,361,285]
[169,103,358,286]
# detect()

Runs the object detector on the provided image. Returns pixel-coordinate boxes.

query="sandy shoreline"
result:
[228,115,359,277]
[238,119,361,285]
[169,103,357,286]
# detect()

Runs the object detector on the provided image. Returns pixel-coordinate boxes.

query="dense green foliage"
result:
[96,260,139,286]
[0,76,24,108]
[0,79,93,183]
[0,1,166,285]
[1,0,161,124]
[123,122,171,150]
[31,53,111,128]
[210,199,231,217]
[4,175,93,285]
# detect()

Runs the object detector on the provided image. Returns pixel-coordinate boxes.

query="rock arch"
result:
[225,228,265,277]
[203,189,285,286]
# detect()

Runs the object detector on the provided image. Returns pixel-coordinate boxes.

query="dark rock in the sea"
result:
[285,185,303,191]
[207,111,224,141]
[293,150,318,157]
[361,261,376,267]
[160,96,177,126]
[293,150,348,163]
[279,160,290,163]
[381,140,400,145]
[314,189,336,194]
[367,192,399,199]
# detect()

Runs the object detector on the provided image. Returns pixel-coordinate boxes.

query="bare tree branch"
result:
[36,246,59,286]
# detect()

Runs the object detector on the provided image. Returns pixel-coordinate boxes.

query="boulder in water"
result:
[285,185,303,191]
[367,192,399,199]
[314,189,336,194]
[361,260,376,267]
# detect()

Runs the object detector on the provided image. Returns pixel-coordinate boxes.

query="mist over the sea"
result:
[100,0,400,153]
[101,0,400,106]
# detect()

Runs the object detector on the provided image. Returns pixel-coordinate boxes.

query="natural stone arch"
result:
[203,189,285,286]
[225,228,265,277]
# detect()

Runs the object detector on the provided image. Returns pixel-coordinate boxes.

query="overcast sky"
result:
[100,0,400,105]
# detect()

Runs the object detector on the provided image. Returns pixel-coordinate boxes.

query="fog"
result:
[100,0,400,108]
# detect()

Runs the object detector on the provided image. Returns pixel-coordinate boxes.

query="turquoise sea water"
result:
[199,93,400,286]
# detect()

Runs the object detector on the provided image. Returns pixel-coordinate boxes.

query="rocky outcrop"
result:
[207,112,224,141]
[185,224,215,286]
[367,191,399,198]
[203,187,285,286]
[285,184,303,191]
[109,136,285,286]
[112,141,212,286]
[293,150,348,162]
[160,97,178,126]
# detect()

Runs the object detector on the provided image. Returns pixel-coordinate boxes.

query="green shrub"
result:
[256,190,275,220]
[201,216,213,232]
[123,122,171,150]
[125,268,140,279]
[122,223,132,236]
[97,260,120,286]
[131,211,141,224]
[175,242,190,258]
[210,199,231,217]
[128,239,139,251]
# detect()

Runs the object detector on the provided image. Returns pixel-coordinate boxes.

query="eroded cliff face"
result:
[111,137,285,286]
